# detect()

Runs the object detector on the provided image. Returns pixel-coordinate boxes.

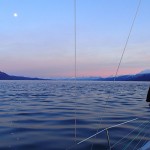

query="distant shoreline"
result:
[0,71,150,81]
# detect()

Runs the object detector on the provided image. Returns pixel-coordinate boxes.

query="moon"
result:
[13,13,18,17]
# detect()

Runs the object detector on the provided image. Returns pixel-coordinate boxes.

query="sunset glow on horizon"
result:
[0,0,150,78]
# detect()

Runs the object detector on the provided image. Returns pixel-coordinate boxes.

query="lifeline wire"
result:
[122,121,150,150]
[77,118,138,145]
[111,120,148,148]
[140,131,150,149]
[132,129,148,150]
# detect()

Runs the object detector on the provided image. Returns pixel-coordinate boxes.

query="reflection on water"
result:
[0,80,149,150]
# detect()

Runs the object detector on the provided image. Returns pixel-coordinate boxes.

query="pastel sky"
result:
[0,0,150,78]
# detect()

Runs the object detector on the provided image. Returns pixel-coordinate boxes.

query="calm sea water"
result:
[0,80,150,150]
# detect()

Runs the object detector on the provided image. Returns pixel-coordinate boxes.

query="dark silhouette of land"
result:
[0,71,150,81]
[0,71,43,80]
[56,73,150,81]
[102,74,150,81]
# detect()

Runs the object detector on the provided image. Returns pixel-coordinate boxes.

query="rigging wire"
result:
[122,121,150,150]
[96,0,142,146]
[66,1,77,148]
[111,120,148,148]
[112,121,149,150]
[90,0,142,148]
[77,118,138,145]
[67,0,143,149]
[75,0,142,147]
[140,131,150,149]
[113,0,142,81]
[74,0,77,142]
[132,130,148,150]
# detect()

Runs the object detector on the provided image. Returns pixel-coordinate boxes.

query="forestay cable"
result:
[113,0,142,81]
[76,0,142,146]
[91,1,143,147]
[95,0,142,145]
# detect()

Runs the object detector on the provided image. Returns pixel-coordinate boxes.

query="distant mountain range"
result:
[101,73,150,81]
[0,71,43,80]
[139,69,150,74]
[0,70,150,81]
[54,70,150,81]
[59,74,150,81]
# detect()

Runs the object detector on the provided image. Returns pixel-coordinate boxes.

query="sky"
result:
[0,0,150,78]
